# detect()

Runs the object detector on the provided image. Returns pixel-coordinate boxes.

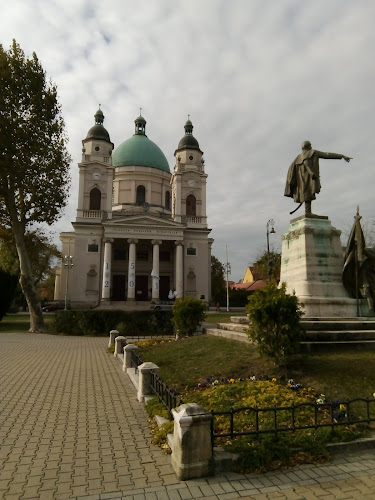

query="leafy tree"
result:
[211,255,226,303]
[0,41,71,332]
[172,296,207,337]
[0,228,60,286]
[252,250,281,282]
[246,283,304,370]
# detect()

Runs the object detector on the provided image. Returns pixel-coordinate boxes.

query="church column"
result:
[127,239,138,301]
[102,239,114,301]
[175,242,184,298]
[151,240,162,301]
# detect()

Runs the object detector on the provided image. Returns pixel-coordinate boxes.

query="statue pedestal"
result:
[280,215,359,317]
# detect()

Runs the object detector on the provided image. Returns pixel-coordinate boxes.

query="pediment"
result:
[104,214,184,228]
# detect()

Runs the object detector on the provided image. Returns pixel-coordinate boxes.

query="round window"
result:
[95,146,100,152]
[189,155,193,160]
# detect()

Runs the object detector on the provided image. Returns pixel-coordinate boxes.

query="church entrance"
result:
[112,275,126,301]
[159,276,170,301]
[135,275,148,301]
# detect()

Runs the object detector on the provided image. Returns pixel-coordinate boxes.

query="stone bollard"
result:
[108,330,119,348]
[123,344,138,372]
[171,403,214,480]
[137,362,159,403]
[114,336,126,357]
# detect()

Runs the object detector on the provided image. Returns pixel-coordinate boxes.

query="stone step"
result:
[206,327,250,343]
[217,323,248,333]
[302,320,375,331]
[230,316,249,324]
[304,330,375,341]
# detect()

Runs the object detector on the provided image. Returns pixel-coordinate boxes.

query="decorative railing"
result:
[80,210,103,219]
[150,369,183,414]
[210,398,375,447]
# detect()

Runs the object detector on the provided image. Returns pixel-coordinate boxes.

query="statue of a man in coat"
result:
[284,141,352,215]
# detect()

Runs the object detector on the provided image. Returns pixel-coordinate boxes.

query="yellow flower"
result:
[340,404,346,411]
[272,378,277,383]
[229,378,235,384]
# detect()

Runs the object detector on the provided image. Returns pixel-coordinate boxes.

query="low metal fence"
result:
[211,398,375,448]
[130,349,144,374]
[150,369,183,415]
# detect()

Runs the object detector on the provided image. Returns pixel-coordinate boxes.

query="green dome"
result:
[112,134,170,172]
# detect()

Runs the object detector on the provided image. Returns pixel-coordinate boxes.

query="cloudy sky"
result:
[2,0,375,281]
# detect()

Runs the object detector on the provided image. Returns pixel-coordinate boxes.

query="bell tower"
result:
[171,117,207,228]
[76,107,114,222]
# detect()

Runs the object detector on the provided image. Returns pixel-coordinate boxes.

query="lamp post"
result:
[64,240,74,311]
[266,219,276,281]
[224,244,231,312]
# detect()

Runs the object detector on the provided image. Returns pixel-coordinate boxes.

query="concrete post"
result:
[114,336,126,357]
[108,329,119,348]
[102,239,113,301]
[137,362,159,402]
[123,344,139,372]
[171,403,214,480]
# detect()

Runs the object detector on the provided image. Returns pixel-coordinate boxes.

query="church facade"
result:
[54,109,213,307]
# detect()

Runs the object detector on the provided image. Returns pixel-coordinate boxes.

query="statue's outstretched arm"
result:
[316,150,352,162]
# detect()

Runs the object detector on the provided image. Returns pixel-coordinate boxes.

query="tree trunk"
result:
[11,220,45,333]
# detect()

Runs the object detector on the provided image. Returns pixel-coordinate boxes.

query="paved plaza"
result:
[1,333,375,500]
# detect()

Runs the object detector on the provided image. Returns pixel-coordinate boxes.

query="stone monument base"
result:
[280,214,365,318]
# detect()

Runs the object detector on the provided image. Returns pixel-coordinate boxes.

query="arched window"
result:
[90,188,101,210]
[136,185,146,205]
[165,191,171,210]
[186,194,196,216]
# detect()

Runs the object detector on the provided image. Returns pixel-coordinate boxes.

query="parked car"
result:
[42,302,70,312]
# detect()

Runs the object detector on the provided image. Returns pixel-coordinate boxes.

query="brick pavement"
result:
[1,333,375,500]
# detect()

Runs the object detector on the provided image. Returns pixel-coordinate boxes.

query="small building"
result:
[54,110,213,307]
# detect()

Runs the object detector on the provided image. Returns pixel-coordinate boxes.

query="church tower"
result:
[171,118,207,228]
[76,107,114,222]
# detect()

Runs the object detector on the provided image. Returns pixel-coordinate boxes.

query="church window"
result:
[165,191,171,210]
[89,187,101,210]
[160,251,170,262]
[136,251,148,261]
[114,249,127,260]
[136,185,146,205]
[186,194,196,216]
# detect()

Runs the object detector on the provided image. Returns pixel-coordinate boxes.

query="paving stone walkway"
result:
[1,332,375,500]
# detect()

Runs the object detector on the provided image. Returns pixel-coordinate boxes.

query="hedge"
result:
[53,309,173,336]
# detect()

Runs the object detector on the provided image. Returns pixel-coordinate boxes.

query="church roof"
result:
[85,108,111,142]
[112,115,170,172]
[176,117,201,152]
[112,134,170,172]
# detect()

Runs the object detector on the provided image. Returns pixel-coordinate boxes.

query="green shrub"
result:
[53,309,173,336]
[171,296,206,336]
[246,282,304,368]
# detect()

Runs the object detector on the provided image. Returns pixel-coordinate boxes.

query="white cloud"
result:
[1,0,375,280]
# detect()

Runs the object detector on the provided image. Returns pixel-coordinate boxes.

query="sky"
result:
[1,0,375,281]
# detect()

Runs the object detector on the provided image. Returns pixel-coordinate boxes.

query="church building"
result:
[54,109,213,307]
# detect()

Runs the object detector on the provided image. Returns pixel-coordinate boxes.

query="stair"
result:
[206,316,375,350]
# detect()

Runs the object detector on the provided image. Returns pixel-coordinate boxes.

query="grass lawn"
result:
[205,312,247,324]
[0,314,55,333]
[138,335,375,401]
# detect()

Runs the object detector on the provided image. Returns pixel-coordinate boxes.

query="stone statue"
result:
[284,141,352,215]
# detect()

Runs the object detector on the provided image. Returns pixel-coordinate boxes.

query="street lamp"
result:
[64,240,74,311]
[266,219,276,281]
[224,244,231,312]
